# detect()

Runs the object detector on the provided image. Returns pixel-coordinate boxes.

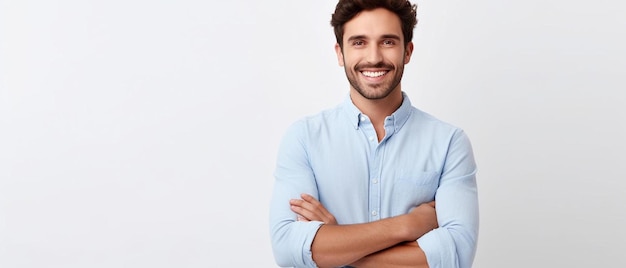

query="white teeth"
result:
[362,71,387,77]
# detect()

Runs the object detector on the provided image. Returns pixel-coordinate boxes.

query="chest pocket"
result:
[392,171,440,208]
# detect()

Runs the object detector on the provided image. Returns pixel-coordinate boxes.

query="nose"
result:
[366,45,383,64]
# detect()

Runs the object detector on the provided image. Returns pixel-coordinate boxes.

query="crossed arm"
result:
[271,125,478,267]
[290,194,438,268]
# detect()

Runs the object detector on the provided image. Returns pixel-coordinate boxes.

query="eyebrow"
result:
[346,34,402,42]
[381,34,401,40]
[347,35,367,42]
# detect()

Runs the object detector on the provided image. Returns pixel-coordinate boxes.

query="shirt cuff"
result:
[300,221,324,267]
[417,228,456,268]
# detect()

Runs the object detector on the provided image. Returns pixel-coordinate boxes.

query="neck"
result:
[350,87,403,142]
[350,88,403,123]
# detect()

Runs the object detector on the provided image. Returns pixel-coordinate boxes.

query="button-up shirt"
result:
[270,92,479,268]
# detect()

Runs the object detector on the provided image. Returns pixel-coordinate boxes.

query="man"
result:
[269,0,479,267]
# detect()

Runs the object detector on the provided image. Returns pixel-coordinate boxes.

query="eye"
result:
[382,39,396,46]
[352,40,365,47]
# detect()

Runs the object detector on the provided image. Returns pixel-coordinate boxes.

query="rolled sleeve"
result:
[270,219,323,267]
[269,121,323,267]
[418,130,479,268]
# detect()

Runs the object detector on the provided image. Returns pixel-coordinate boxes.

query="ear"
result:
[404,42,414,64]
[335,43,345,67]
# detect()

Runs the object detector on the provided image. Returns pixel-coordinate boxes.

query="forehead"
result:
[343,8,403,41]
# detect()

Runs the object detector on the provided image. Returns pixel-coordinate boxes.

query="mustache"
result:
[355,62,394,71]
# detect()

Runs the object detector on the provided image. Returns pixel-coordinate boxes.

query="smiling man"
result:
[269,1,479,267]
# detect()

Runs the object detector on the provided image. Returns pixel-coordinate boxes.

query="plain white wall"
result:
[1,0,625,267]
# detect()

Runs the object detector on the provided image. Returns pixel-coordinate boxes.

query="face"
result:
[335,8,413,100]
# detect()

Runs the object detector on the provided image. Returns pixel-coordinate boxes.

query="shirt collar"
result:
[342,91,413,132]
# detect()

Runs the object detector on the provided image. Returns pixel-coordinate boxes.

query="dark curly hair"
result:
[331,0,418,48]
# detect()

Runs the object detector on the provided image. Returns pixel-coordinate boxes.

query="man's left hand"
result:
[289,193,338,225]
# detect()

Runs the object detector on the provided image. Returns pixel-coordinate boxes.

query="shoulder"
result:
[277,105,345,156]
[406,108,476,166]
[285,105,345,135]
[409,107,462,132]
[406,107,473,145]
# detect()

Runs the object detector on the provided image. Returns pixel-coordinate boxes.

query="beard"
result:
[344,60,405,100]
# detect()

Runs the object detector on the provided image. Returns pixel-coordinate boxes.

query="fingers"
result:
[301,194,336,223]
[290,199,314,220]
[296,215,309,222]
[300,193,318,203]
[289,194,337,225]
[290,195,326,221]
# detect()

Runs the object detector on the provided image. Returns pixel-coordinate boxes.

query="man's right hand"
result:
[403,201,438,241]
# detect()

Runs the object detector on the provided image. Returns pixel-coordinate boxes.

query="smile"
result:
[361,71,388,78]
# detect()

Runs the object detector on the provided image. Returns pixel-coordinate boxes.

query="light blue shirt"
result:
[270,93,479,268]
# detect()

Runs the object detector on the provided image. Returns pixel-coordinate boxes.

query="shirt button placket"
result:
[363,116,381,222]
[370,177,380,220]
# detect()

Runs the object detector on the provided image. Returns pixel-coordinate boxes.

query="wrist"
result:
[396,214,415,241]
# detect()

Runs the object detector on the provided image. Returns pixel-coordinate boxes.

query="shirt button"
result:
[372,178,378,184]
[369,136,375,141]
[371,210,378,216]
[360,116,366,122]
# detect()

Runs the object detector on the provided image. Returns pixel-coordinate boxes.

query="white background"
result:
[1,0,625,267]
